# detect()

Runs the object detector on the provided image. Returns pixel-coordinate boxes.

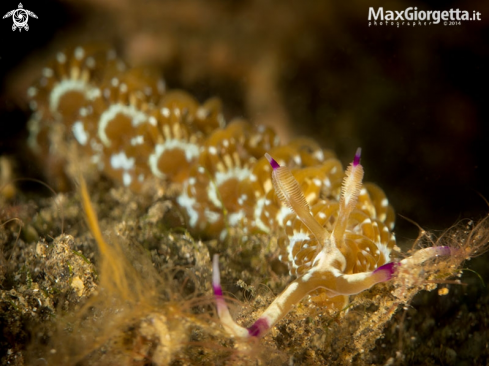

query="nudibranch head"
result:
[213,149,402,338]
[273,148,396,272]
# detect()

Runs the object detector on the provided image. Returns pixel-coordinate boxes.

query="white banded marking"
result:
[72,121,88,145]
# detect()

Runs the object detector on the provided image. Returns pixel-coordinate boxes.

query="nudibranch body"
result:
[28,45,374,240]
[25,45,477,347]
[27,46,417,337]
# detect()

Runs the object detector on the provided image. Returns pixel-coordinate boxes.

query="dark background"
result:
[0,0,488,245]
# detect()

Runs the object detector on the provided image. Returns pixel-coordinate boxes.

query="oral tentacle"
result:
[243,274,325,337]
[213,255,400,338]
[213,252,324,338]
[212,254,249,338]
[399,245,458,266]
[306,264,398,296]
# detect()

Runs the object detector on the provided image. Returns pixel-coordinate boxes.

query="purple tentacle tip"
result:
[212,254,223,297]
[353,147,362,167]
[265,153,280,170]
[434,246,452,257]
[374,261,399,281]
[213,284,223,297]
[247,318,269,337]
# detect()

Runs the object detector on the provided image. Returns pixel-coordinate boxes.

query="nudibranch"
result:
[26,45,461,341]
[26,46,352,240]
[212,149,455,338]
